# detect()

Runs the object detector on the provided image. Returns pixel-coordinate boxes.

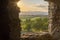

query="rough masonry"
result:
[45,0,60,40]
[0,0,20,40]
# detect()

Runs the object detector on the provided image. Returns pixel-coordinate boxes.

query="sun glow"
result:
[17,1,30,12]
[17,1,23,7]
[17,0,48,12]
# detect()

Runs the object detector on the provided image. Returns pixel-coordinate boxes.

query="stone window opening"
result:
[1,0,60,40]
[17,0,49,39]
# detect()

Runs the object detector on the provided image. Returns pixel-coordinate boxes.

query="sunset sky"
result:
[17,0,48,12]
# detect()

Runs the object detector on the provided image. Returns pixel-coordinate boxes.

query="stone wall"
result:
[0,0,20,40]
[0,0,10,40]
[21,33,54,40]
[47,0,60,40]
[1,0,60,40]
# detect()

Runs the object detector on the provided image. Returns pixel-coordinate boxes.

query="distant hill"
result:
[19,11,48,18]
[19,11,48,16]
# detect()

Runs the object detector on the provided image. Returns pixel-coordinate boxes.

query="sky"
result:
[17,0,48,12]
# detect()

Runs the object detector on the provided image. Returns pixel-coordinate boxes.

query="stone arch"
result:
[0,0,60,40]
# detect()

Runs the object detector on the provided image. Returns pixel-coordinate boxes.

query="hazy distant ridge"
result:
[19,11,48,16]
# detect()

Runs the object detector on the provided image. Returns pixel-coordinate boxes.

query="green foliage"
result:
[31,17,42,31]
[20,17,48,32]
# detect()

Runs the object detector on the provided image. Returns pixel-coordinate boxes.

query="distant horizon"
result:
[20,11,48,12]
[19,11,48,16]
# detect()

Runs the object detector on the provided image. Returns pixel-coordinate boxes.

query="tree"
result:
[42,17,48,31]
[21,17,48,32]
[21,18,32,32]
[31,17,43,32]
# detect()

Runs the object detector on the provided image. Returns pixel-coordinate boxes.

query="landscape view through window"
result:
[17,0,48,36]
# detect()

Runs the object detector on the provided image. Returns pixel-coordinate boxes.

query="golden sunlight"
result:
[17,0,48,12]
[17,1,23,8]
[17,1,30,12]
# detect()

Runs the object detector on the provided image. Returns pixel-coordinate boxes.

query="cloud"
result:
[30,4,48,12]
[35,5,47,7]
[34,4,48,8]
[17,0,48,12]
